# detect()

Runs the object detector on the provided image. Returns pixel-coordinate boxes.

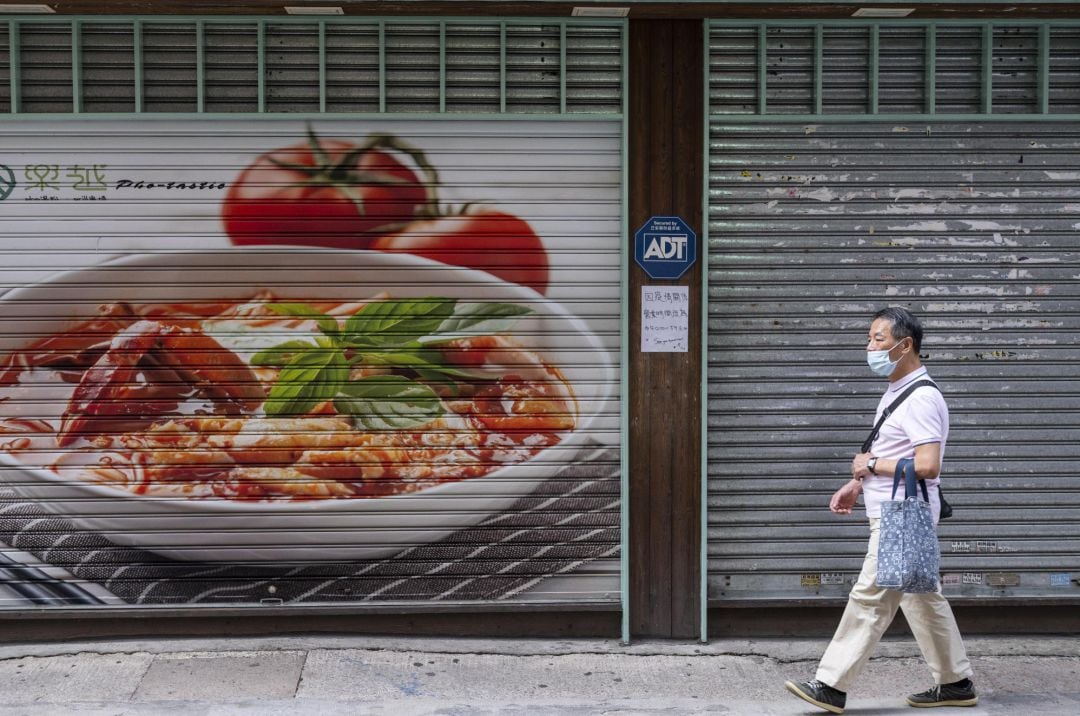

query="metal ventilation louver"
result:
[0,17,624,116]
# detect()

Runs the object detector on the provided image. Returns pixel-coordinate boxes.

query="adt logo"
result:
[634,216,697,280]
[642,234,688,261]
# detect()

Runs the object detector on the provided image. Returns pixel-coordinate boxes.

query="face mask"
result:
[866,341,906,377]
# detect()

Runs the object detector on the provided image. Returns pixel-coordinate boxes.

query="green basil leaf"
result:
[412,367,461,397]
[263,348,346,416]
[343,297,456,347]
[349,349,489,379]
[265,302,340,336]
[334,376,445,430]
[250,340,318,367]
[323,351,351,390]
[419,302,533,344]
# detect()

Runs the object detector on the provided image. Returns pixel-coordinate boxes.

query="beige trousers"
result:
[815,519,973,693]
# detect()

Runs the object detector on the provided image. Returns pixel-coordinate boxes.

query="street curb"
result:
[2,634,1078,662]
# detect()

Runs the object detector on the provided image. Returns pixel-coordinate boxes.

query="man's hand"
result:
[830,480,862,515]
[851,452,873,480]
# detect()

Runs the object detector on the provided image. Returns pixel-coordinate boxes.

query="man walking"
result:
[784,307,977,713]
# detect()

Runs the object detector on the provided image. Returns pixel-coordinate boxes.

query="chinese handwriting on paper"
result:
[641,286,689,353]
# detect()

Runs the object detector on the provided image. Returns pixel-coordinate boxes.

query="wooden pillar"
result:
[628,19,704,639]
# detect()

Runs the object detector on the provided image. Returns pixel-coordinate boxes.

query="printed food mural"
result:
[0,120,621,606]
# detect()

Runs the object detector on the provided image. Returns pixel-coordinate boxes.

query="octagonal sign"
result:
[634,215,697,280]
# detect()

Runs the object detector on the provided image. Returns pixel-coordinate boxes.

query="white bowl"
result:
[0,249,617,561]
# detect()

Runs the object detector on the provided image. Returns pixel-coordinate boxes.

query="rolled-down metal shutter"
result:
[707,122,1080,604]
[0,20,623,611]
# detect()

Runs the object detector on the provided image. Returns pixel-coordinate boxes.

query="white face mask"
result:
[866,341,906,377]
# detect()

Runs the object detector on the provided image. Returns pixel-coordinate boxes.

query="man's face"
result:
[867,317,909,357]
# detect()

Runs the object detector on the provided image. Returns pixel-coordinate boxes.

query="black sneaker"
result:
[906,678,978,708]
[784,679,847,714]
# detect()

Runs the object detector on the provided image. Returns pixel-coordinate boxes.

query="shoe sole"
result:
[906,696,979,708]
[784,680,844,714]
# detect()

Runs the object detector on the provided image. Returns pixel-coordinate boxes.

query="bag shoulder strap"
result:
[861,378,940,454]
[891,457,931,502]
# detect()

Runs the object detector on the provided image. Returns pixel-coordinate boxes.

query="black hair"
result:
[873,306,923,352]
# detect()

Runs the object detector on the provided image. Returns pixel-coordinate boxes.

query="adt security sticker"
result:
[634,216,697,280]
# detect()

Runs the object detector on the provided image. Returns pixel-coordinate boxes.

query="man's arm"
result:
[833,442,940,514]
[852,441,942,481]
[829,478,862,515]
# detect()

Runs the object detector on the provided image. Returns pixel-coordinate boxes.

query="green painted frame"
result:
[709,18,1080,121]
[699,18,711,644]
[619,19,630,647]
[2,15,625,120]
[0,14,631,628]
[701,15,1080,641]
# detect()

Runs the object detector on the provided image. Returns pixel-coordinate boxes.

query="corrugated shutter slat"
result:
[707,122,1080,604]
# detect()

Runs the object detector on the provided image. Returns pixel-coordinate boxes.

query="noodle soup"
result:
[0,292,576,501]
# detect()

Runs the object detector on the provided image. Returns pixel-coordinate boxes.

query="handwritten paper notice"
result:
[641,286,689,353]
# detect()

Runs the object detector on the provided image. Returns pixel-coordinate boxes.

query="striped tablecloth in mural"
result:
[0,446,619,605]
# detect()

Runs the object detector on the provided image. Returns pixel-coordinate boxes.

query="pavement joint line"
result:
[10,648,820,662]
[293,651,310,699]
[131,652,157,702]
[1,648,1077,665]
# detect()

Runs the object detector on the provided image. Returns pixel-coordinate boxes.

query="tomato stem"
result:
[305,124,333,167]
[256,125,437,222]
[357,133,442,217]
[256,125,453,230]
[273,125,446,222]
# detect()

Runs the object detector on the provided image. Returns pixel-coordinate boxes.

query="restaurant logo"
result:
[0,164,14,200]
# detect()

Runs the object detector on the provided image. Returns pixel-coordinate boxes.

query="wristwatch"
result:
[867,456,878,474]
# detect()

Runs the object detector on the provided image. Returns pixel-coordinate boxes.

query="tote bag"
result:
[876,457,940,593]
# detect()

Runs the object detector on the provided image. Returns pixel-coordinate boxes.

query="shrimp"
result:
[57,320,264,447]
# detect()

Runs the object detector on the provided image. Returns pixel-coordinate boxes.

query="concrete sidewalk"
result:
[0,635,1078,715]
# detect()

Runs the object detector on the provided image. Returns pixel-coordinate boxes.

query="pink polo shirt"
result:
[862,367,947,523]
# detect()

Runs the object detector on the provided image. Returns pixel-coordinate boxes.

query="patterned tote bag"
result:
[876,457,940,593]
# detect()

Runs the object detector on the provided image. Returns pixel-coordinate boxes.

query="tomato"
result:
[370,210,550,294]
[223,131,433,248]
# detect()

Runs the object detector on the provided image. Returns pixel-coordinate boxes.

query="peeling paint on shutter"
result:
[707,121,1080,604]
